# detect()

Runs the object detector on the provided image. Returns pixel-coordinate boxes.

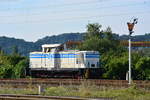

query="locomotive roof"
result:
[42,44,61,48]
[30,51,99,54]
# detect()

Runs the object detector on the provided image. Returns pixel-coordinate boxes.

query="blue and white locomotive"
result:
[29,43,103,78]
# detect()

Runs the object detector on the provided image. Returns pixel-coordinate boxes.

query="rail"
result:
[0,79,150,88]
[0,94,113,100]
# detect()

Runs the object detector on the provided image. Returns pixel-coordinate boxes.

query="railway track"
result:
[0,79,149,100]
[0,94,113,100]
[0,78,149,88]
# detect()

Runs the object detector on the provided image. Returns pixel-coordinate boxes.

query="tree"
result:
[0,48,29,78]
[78,23,125,74]
[103,26,113,40]
[102,52,128,79]
[135,57,150,80]
[0,64,14,78]
[14,59,29,78]
[86,23,102,39]
[79,23,121,54]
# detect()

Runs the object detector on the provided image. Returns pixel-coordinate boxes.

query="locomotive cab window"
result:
[43,47,51,53]
[91,64,95,68]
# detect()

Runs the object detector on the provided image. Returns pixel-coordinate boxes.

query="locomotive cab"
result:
[42,44,61,53]
[80,51,100,68]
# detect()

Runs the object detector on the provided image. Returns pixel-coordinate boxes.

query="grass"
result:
[0,84,38,95]
[0,82,150,100]
[43,82,150,100]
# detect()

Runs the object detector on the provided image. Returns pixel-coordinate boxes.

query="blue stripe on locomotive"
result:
[85,54,99,58]
[30,53,99,58]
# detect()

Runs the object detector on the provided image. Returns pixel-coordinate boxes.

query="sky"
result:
[0,0,150,42]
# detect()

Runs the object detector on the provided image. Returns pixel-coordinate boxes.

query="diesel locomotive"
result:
[29,43,103,78]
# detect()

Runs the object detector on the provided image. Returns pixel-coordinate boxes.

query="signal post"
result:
[127,18,138,84]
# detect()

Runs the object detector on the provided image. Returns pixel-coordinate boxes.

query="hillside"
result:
[0,36,38,56]
[0,33,149,56]
[0,33,84,56]
[35,33,84,46]
[119,33,150,41]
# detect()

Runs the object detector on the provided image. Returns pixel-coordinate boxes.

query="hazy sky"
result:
[0,0,150,42]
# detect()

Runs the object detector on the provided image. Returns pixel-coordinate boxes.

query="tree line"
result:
[79,23,150,80]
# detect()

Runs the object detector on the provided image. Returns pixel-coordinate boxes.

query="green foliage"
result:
[0,64,14,78]
[103,53,128,79]
[135,57,150,80]
[79,23,150,80]
[44,86,68,96]
[0,49,29,78]
[79,36,101,51]
[102,51,144,79]
[14,59,29,78]
[79,23,128,79]
[79,23,121,54]
[8,55,25,66]
[86,23,102,38]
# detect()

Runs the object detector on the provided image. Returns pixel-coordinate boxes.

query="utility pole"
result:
[127,18,138,84]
